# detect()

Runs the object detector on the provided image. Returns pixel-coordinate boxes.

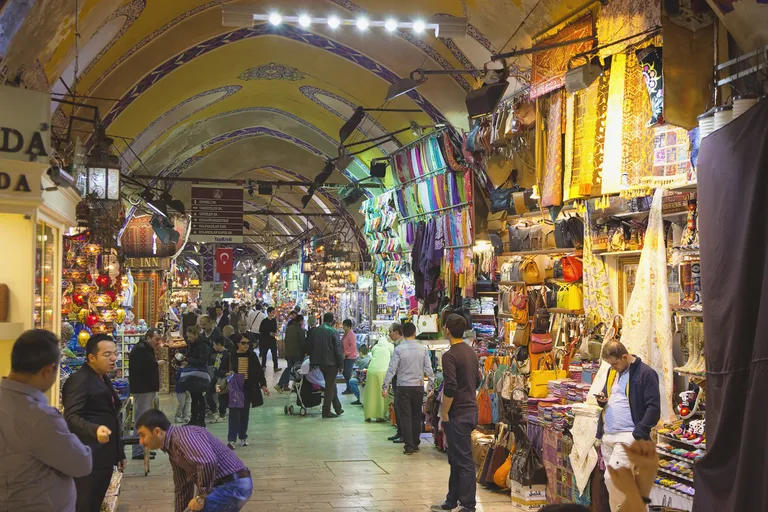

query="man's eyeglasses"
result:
[100,352,116,358]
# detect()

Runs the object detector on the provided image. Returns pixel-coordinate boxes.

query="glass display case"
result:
[34,220,58,330]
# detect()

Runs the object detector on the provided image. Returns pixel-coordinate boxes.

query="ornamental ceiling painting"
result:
[5,0,758,254]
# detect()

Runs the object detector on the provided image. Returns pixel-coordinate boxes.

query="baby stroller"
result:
[283,358,324,416]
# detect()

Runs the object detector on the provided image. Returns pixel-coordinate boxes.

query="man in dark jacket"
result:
[62,334,126,512]
[259,307,280,371]
[128,328,165,459]
[309,312,344,418]
[181,306,197,341]
[200,314,224,348]
[183,325,211,427]
[595,340,660,512]
[276,314,307,392]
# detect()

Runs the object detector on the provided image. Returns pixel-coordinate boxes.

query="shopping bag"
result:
[414,314,439,334]
[529,355,566,398]
[494,453,513,488]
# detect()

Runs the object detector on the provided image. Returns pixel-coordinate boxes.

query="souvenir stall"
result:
[430,1,731,509]
[170,258,201,308]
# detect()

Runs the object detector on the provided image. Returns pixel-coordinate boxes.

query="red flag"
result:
[221,273,235,298]
[216,248,233,274]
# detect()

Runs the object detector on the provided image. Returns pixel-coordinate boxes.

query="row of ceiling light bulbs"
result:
[259,13,435,35]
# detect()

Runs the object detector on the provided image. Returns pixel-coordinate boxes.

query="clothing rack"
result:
[401,201,472,222]
[395,165,450,190]
[389,126,450,158]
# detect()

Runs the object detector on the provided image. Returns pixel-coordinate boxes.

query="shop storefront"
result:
[0,85,80,406]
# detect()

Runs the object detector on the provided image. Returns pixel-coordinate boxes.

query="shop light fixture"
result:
[268,12,282,25]
[298,14,311,27]
[141,191,167,218]
[221,7,467,38]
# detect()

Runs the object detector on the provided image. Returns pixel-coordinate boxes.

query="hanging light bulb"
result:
[356,17,369,30]
[413,20,426,33]
[327,16,341,28]
[298,14,311,27]
[268,12,282,25]
[385,19,398,32]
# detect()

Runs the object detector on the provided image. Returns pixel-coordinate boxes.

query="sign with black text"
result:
[190,185,244,243]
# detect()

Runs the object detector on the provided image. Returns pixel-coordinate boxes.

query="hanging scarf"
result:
[589,189,674,420]
[583,205,614,326]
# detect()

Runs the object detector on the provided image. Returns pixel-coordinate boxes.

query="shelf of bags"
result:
[596,250,643,257]
[546,308,585,315]
[657,467,695,483]
[501,248,580,257]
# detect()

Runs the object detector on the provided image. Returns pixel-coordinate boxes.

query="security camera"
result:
[46,166,76,189]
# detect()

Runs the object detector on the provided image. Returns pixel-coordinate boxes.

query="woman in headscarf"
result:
[363,331,396,421]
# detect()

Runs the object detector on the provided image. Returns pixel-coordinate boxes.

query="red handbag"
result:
[530,332,553,354]
[561,256,583,282]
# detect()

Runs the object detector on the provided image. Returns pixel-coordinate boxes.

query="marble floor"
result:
[117,363,524,512]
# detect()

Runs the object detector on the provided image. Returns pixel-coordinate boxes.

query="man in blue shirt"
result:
[382,322,434,455]
[596,340,660,512]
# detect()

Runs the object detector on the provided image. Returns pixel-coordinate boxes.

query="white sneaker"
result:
[239,439,249,447]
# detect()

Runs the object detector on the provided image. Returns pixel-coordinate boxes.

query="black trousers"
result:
[75,467,113,512]
[190,391,206,426]
[260,338,278,369]
[320,365,343,416]
[445,412,478,511]
[392,376,402,437]
[397,386,424,451]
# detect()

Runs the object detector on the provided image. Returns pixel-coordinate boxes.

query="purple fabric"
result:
[227,373,245,409]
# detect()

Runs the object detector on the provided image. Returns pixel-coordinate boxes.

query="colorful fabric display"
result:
[637,45,664,127]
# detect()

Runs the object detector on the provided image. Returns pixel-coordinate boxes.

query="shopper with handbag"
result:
[227,333,269,449]
[431,314,480,512]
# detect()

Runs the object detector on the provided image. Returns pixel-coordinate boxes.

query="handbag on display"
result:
[477,387,493,425]
[465,123,480,153]
[515,345,531,375]
[567,283,584,311]
[508,225,523,253]
[513,321,531,347]
[515,224,532,251]
[487,210,508,232]
[542,223,556,249]
[510,288,529,324]
[489,170,520,212]
[555,220,573,248]
[553,259,564,279]
[478,443,496,485]
[501,256,522,282]
[521,257,541,285]
[529,353,567,398]
[529,224,544,250]
[534,307,550,333]
[513,191,531,215]
[530,332,553,354]
[567,216,585,248]
[494,452,513,488]
[510,428,547,487]
[414,314,439,334]
[561,256,584,282]
[489,233,504,255]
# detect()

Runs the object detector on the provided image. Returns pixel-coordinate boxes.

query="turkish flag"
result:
[216,248,233,275]
[221,274,234,298]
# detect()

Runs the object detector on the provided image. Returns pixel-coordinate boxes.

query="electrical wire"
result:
[499,0,546,54]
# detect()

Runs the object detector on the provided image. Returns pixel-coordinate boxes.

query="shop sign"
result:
[0,170,37,193]
[190,185,244,243]
[125,257,171,270]
[0,85,51,164]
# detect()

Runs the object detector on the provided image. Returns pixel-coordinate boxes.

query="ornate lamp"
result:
[84,131,120,200]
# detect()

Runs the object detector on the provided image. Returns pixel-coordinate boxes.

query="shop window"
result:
[35,221,58,330]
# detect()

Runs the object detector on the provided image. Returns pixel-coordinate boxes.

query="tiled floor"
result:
[117,364,522,511]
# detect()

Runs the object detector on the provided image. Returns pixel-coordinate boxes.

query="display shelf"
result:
[477,291,502,295]
[654,483,694,499]
[659,433,706,450]
[669,181,698,192]
[657,448,698,465]
[546,308,585,315]
[596,250,643,257]
[673,310,704,317]
[658,467,694,483]
[500,248,580,257]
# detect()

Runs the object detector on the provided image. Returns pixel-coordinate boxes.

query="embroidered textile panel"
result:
[621,51,655,188]
[530,14,596,100]
[542,91,564,207]
[597,0,661,58]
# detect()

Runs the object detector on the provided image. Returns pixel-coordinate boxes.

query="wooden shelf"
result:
[500,248,580,257]
[596,250,643,257]
[547,308,585,315]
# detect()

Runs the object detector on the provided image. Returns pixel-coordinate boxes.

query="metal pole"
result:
[491,35,597,61]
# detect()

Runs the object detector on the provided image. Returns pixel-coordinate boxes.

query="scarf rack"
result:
[389,126,450,159]
[401,200,472,222]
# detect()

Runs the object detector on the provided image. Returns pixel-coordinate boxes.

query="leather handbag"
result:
[508,225,523,253]
[487,210,508,232]
[553,259,564,279]
[542,223,556,249]
[492,105,510,148]
[477,387,493,425]
[561,256,584,282]
[494,452,513,488]
[513,191,530,215]
[529,354,566,399]
[513,321,530,347]
[567,217,585,248]
[534,307,550,333]
[555,220,573,248]
[530,332,553,354]
[490,170,521,213]
[478,444,496,485]
[521,257,542,284]
[568,283,584,311]
[510,289,529,324]
[529,224,544,250]
[510,431,547,487]
[515,345,530,375]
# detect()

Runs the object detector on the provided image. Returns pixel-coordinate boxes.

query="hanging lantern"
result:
[84,130,121,201]
[91,322,108,335]
[73,293,86,306]
[77,330,91,347]
[95,274,111,289]
[104,290,116,303]
[75,283,91,295]
[85,314,99,328]
[115,308,126,324]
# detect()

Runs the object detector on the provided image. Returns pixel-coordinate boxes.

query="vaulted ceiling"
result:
[0,0,589,255]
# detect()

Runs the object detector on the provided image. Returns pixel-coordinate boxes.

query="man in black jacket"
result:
[200,314,225,348]
[181,305,197,341]
[309,313,344,418]
[259,307,280,371]
[63,334,126,512]
[128,328,165,459]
